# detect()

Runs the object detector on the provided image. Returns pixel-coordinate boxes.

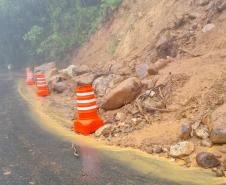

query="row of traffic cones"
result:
[25,68,103,135]
[26,68,49,96]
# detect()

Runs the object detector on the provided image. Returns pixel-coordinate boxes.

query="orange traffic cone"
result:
[26,68,35,85]
[35,74,49,97]
[74,85,104,135]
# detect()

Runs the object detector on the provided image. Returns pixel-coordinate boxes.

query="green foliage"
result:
[23,26,43,43]
[0,0,122,67]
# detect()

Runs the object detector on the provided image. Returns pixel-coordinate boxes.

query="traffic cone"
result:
[35,74,49,97]
[26,68,35,85]
[74,85,104,135]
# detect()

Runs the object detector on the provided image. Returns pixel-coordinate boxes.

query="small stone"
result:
[94,124,112,137]
[152,146,163,154]
[180,122,192,140]
[210,127,226,144]
[184,156,192,168]
[196,152,221,168]
[219,146,226,153]
[202,24,215,33]
[198,0,210,6]
[223,158,226,170]
[215,167,225,177]
[115,112,126,122]
[195,125,209,139]
[201,139,213,147]
[145,146,153,154]
[169,141,195,158]
[217,0,226,12]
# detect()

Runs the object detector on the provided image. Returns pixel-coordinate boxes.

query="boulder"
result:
[180,122,192,140]
[169,141,195,158]
[196,152,221,168]
[52,81,67,94]
[102,77,142,110]
[62,65,89,77]
[74,73,96,85]
[195,125,209,139]
[210,127,226,144]
[93,74,123,97]
[48,74,69,93]
[45,68,58,83]
[94,124,112,137]
[155,34,178,58]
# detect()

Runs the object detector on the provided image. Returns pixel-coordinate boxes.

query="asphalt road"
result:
[0,74,190,185]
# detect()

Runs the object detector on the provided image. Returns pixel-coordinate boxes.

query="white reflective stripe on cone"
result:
[76,91,94,96]
[37,84,47,87]
[76,99,96,104]
[37,80,46,83]
[77,105,97,111]
[36,78,45,80]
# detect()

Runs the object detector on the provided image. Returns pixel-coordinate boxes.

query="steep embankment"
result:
[33,0,226,178]
[70,0,226,175]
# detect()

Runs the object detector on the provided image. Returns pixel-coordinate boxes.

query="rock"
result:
[169,141,195,158]
[135,63,149,78]
[215,168,225,177]
[52,81,67,94]
[48,74,68,91]
[141,78,158,89]
[34,62,56,74]
[184,156,192,168]
[201,139,213,147]
[143,98,165,111]
[102,77,142,110]
[195,125,209,139]
[210,127,226,144]
[180,122,192,140]
[93,75,123,97]
[45,68,58,82]
[217,0,226,12]
[196,152,221,168]
[148,58,172,76]
[152,146,163,154]
[201,114,213,131]
[223,158,226,169]
[62,65,89,77]
[115,112,126,122]
[147,68,158,75]
[202,24,215,33]
[145,146,153,154]
[155,33,178,58]
[94,124,112,137]
[219,146,226,153]
[198,0,210,6]
[75,73,96,85]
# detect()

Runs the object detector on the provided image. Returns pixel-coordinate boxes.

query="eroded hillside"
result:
[34,0,226,177]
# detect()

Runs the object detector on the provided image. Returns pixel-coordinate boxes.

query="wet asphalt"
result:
[0,74,188,185]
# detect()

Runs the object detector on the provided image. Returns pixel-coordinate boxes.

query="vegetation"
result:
[0,0,122,68]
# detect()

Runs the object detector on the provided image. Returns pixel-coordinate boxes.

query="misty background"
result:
[0,0,121,69]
